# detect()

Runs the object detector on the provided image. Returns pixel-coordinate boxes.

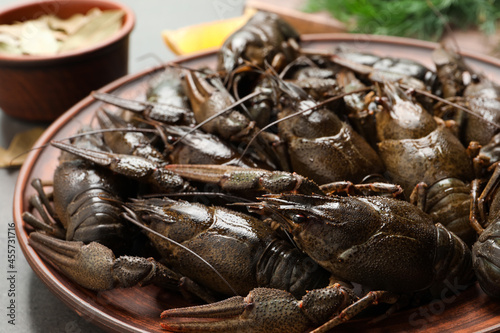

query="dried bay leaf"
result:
[0,127,45,168]
[0,41,22,55]
[0,33,20,54]
[59,9,125,53]
[0,8,125,56]
[0,22,24,54]
[19,21,59,55]
[0,22,24,39]
[51,30,68,42]
[48,13,87,35]
[48,8,101,35]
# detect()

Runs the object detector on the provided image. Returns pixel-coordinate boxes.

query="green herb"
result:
[304,0,500,41]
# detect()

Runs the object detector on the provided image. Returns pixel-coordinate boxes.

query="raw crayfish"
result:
[20,10,500,333]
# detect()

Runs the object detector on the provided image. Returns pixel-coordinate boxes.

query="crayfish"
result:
[21,10,500,333]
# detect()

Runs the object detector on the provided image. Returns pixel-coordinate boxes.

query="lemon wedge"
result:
[162,9,256,55]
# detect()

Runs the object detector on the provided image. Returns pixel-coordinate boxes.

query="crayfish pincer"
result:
[28,231,183,291]
[161,193,475,332]
[49,140,191,193]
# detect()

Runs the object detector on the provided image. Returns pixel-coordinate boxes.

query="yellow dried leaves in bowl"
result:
[0,8,124,55]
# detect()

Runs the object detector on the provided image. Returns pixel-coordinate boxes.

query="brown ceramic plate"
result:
[13,35,500,332]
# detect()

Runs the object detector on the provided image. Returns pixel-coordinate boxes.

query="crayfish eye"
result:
[292,214,307,224]
[471,74,481,83]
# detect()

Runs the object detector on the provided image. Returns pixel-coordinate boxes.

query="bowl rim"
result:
[0,0,135,63]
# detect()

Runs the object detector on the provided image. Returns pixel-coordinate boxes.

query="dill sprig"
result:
[304,0,500,41]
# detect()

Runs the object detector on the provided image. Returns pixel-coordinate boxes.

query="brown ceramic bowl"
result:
[0,0,135,122]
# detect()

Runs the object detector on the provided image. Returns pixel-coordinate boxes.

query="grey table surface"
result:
[0,1,245,332]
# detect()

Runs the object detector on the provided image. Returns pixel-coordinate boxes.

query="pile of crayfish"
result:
[22,11,500,333]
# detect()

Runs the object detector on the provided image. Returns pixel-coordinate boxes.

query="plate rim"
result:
[13,33,500,333]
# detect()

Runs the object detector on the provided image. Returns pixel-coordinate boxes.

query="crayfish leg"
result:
[472,163,500,231]
[470,178,486,234]
[178,276,220,304]
[321,181,404,199]
[23,178,65,239]
[311,290,399,333]
[22,211,65,239]
[409,182,428,210]
[30,178,56,217]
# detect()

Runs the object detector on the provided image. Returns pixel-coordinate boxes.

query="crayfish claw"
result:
[51,140,116,166]
[162,288,310,333]
[92,91,191,124]
[162,295,246,320]
[165,164,323,195]
[28,232,115,290]
[161,286,356,333]
[50,141,189,193]
[29,232,189,293]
